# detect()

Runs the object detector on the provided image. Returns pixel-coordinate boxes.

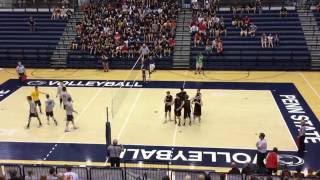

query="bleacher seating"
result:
[190,9,311,70]
[67,51,173,69]
[313,9,320,32]
[0,11,66,68]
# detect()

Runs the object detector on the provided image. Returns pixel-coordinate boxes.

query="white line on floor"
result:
[42,87,103,161]
[299,72,320,99]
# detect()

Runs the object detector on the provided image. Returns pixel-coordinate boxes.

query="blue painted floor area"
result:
[0,79,319,169]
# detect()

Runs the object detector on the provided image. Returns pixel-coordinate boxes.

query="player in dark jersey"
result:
[142,68,146,83]
[177,88,187,102]
[174,94,183,126]
[182,95,192,126]
[192,93,203,123]
[164,91,173,122]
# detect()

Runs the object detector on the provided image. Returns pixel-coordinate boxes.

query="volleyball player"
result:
[174,94,183,126]
[64,97,78,132]
[183,95,192,126]
[192,92,202,123]
[164,91,173,122]
[56,81,65,107]
[26,96,42,129]
[142,68,146,83]
[31,86,46,113]
[45,94,57,125]
[61,86,72,109]
[177,88,187,102]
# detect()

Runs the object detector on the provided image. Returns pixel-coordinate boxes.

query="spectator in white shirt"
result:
[139,43,150,62]
[267,34,274,48]
[25,170,37,180]
[64,166,79,180]
[256,132,267,168]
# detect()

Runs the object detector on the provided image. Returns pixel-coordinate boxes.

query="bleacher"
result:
[0,10,66,68]
[67,51,173,70]
[190,8,311,70]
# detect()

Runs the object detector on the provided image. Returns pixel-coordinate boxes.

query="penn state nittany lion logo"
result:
[279,154,304,166]
[27,81,47,86]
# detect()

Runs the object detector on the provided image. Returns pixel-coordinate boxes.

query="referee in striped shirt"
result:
[107,139,124,167]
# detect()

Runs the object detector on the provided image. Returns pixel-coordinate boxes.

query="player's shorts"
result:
[175,110,181,117]
[46,111,54,117]
[196,63,203,69]
[184,110,191,119]
[59,98,62,104]
[29,113,38,118]
[34,100,41,106]
[165,105,171,112]
[67,115,74,121]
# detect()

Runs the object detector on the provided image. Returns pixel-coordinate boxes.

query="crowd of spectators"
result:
[190,0,225,54]
[72,0,178,61]
[51,5,73,20]
[261,33,280,48]
[0,166,79,180]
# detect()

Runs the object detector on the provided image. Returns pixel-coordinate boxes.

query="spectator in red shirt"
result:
[266,147,279,175]
[194,32,201,47]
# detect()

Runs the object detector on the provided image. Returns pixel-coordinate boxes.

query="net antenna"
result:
[110,54,143,119]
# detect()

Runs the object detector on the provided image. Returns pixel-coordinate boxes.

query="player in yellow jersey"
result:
[31,86,47,114]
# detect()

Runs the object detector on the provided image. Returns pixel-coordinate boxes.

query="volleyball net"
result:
[110,55,143,120]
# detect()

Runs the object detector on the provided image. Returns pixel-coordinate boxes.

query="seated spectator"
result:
[51,6,61,20]
[194,32,201,47]
[232,14,241,28]
[184,175,191,180]
[60,6,68,19]
[8,169,21,180]
[241,163,254,175]
[307,169,317,178]
[190,24,199,36]
[243,16,251,25]
[261,33,267,48]
[281,165,291,179]
[216,37,223,54]
[267,34,274,48]
[266,147,279,175]
[317,3,320,12]
[293,168,304,178]
[64,166,78,180]
[280,6,288,17]
[249,23,257,37]
[25,170,36,180]
[228,162,240,174]
[28,16,36,31]
[274,34,280,47]
[205,39,212,55]
[47,167,57,180]
[240,24,249,37]
[162,175,170,180]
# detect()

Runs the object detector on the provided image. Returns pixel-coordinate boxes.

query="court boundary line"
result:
[43,87,104,161]
[299,72,320,100]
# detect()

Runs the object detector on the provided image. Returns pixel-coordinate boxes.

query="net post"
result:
[106,107,111,146]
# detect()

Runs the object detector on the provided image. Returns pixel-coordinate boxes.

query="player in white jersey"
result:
[64,97,78,132]
[56,81,65,107]
[26,96,42,129]
[61,86,72,109]
[45,94,57,125]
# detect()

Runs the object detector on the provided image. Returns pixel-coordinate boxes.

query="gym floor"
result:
[0,68,319,171]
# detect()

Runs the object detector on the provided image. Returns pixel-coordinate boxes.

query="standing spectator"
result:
[266,147,279,175]
[267,34,273,48]
[241,163,254,175]
[297,120,306,156]
[249,23,257,37]
[228,162,241,174]
[256,133,267,168]
[28,16,36,31]
[64,166,79,180]
[274,34,280,47]
[8,169,21,180]
[101,52,109,72]
[139,44,150,62]
[195,52,203,74]
[261,33,267,48]
[16,61,26,86]
[107,139,124,167]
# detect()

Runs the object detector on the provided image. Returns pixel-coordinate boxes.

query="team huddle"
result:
[26,82,78,132]
[164,88,203,126]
